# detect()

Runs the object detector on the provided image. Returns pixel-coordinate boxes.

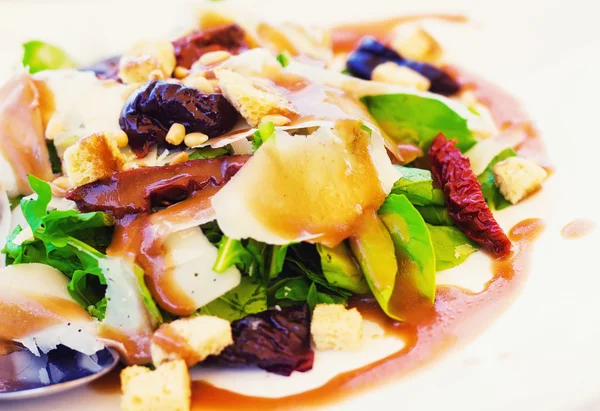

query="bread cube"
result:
[311,304,363,351]
[493,157,548,204]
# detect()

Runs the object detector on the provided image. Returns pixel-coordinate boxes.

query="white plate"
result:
[1,0,599,410]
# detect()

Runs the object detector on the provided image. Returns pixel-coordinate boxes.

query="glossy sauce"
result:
[561,219,596,239]
[0,294,90,341]
[98,326,153,365]
[190,219,544,410]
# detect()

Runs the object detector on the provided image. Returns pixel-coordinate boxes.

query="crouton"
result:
[493,157,547,204]
[311,304,363,351]
[372,62,430,91]
[214,68,297,127]
[119,39,176,84]
[63,133,125,187]
[390,23,442,63]
[151,315,233,367]
[120,360,190,411]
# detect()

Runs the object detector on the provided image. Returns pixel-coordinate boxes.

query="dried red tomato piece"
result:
[66,156,249,218]
[172,24,249,69]
[207,305,314,376]
[429,134,511,258]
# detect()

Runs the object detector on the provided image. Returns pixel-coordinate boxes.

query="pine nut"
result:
[148,69,165,81]
[261,114,291,126]
[109,130,130,148]
[198,50,231,66]
[52,176,70,190]
[183,75,215,94]
[169,151,189,165]
[165,123,186,146]
[184,132,209,147]
[173,66,190,79]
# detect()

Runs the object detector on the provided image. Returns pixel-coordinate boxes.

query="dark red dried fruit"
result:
[207,305,314,376]
[429,134,511,257]
[119,81,238,158]
[66,156,249,218]
[172,24,249,69]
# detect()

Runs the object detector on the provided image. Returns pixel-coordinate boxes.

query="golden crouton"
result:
[119,39,176,84]
[120,360,190,411]
[493,157,548,204]
[311,304,363,351]
[372,62,430,91]
[151,316,233,367]
[390,23,442,63]
[214,68,297,127]
[63,133,125,187]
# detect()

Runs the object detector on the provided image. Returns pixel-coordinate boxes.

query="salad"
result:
[0,3,549,410]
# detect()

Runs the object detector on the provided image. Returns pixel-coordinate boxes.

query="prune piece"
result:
[119,81,238,158]
[172,24,249,69]
[207,305,314,376]
[80,56,120,80]
[66,156,249,217]
[428,134,511,257]
[347,37,460,95]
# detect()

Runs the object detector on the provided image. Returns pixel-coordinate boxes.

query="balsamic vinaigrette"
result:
[561,219,596,240]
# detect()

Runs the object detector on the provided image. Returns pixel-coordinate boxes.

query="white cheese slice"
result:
[33,69,126,155]
[465,127,528,175]
[0,263,103,356]
[212,121,399,245]
[163,226,241,309]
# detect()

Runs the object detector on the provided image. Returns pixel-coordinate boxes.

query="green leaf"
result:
[477,148,517,210]
[414,205,453,226]
[392,166,445,206]
[251,121,276,151]
[316,242,369,294]
[378,194,436,316]
[22,40,76,74]
[274,277,311,301]
[276,52,291,67]
[198,276,267,322]
[188,146,232,160]
[9,195,24,210]
[213,236,255,274]
[361,94,476,152]
[306,282,346,311]
[427,224,479,271]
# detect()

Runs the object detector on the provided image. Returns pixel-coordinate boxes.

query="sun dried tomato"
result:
[207,305,314,376]
[429,134,511,258]
[66,156,249,218]
[172,24,249,69]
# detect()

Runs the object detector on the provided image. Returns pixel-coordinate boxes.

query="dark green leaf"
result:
[415,205,454,226]
[361,94,476,152]
[213,236,255,274]
[22,40,76,74]
[198,276,267,322]
[477,148,517,210]
[46,141,62,174]
[392,166,445,206]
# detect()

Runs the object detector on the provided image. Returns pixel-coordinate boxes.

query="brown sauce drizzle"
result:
[152,323,200,366]
[189,219,545,410]
[0,294,90,341]
[331,14,468,53]
[99,326,153,365]
[561,219,596,239]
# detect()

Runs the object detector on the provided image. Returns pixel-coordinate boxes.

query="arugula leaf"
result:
[414,205,453,226]
[477,148,517,210]
[3,176,111,318]
[306,282,346,311]
[274,277,310,301]
[276,52,291,67]
[22,40,76,74]
[188,146,232,160]
[251,121,276,151]
[392,166,445,206]
[427,224,479,271]
[198,276,267,322]
[213,236,255,274]
[361,94,476,152]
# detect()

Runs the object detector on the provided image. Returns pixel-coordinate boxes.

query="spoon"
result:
[0,345,119,400]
